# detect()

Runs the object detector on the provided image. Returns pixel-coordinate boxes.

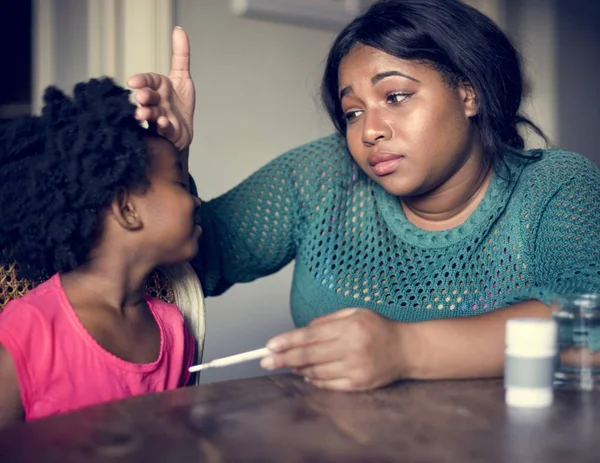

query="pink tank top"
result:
[0,274,194,421]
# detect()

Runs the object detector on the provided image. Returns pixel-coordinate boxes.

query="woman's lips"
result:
[367,152,405,176]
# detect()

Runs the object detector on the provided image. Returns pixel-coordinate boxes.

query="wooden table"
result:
[0,374,597,462]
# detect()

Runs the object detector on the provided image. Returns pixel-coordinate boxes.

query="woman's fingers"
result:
[131,93,173,135]
[261,339,341,370]
[126,73,149,90]
[295,361,347,380]
[266,317,345,353]
[156,116,172,132]
[134,106,157,122]
[133,88,162,107]
[169,27,192,78]
[126,72,167,92]
[130,85,169,125]
[306,378,358,392]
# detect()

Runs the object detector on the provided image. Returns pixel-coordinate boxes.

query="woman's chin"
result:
[375,176,422,198]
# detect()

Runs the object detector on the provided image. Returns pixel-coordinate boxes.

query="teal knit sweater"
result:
[193,134,600,327]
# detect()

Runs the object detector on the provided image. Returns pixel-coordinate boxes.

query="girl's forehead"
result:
[145,137,179,172]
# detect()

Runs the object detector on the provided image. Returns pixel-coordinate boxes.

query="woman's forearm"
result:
[399,300,552,380]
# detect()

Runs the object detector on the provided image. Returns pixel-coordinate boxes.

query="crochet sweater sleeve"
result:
[527,151,600,301]
[191,135,349,296]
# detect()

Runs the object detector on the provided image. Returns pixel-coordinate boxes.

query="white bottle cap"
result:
[505,317,557,356]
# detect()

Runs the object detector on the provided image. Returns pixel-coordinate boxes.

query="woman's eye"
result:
[343,110,363,122]
[387,92,410,104]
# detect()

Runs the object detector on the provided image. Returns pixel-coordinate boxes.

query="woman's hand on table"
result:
[262,309,412,391]
[126,27,195,151]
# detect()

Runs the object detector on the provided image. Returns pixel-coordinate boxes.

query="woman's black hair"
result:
[321,0,548,166]
[0,78,158,281]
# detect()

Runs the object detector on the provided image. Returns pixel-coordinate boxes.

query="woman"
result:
[128,0,600,391]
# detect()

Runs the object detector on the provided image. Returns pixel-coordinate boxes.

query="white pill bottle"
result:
[504,318,557,408]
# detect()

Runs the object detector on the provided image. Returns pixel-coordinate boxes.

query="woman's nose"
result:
[362,110,391,146]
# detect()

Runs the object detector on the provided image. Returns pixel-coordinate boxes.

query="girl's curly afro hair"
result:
[0,77,158,282]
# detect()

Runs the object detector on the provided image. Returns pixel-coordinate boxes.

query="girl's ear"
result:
[459,79,479,118]
[110,188,143,231]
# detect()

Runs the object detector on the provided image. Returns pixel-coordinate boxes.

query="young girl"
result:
[0,78,202,427]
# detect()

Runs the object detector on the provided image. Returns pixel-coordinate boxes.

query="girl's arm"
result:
[0,345,24,428]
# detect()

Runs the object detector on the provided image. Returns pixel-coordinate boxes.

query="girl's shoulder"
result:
[0,275,63,325]
[144,297,186,327]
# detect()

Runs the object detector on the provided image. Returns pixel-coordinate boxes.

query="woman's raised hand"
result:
[127,27,195,151]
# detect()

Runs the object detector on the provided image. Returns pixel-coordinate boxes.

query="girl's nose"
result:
[194,204,202,226]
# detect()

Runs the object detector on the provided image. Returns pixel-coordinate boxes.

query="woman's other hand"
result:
[262,309,412,391]
[127,27,195,151]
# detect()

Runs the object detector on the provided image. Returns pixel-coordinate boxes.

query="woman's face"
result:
[338,45,482,198]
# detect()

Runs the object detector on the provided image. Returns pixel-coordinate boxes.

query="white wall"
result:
[174,0,336,382]
[32,0,89,113]
[505,0,558,149]
[505,0,599,165]
[33,0,173,113]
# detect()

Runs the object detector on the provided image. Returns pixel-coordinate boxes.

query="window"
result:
[0,0,32,121]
